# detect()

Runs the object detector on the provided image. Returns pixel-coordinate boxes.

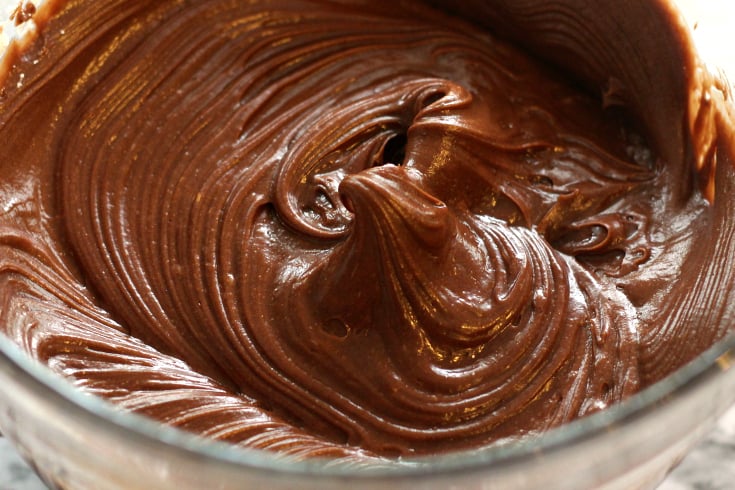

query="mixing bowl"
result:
[2,331,735,490]
[1,0,735,489]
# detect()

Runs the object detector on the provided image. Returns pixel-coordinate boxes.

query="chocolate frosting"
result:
[1,0,734,460]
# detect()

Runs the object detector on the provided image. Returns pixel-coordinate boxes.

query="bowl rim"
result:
[2,329,735,480]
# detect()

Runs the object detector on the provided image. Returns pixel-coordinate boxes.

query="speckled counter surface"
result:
[658,405,735,490]
[0,436,44,490]
[2,404,735,490]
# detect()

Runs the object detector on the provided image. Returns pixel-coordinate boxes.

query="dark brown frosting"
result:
[0,0,734,461]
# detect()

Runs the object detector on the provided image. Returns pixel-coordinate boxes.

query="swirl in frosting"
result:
[0,0,733,460]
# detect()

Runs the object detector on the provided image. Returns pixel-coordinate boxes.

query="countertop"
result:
[2,403,735,489]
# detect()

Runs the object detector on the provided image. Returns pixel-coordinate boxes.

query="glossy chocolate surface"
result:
[1,0,733,460]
